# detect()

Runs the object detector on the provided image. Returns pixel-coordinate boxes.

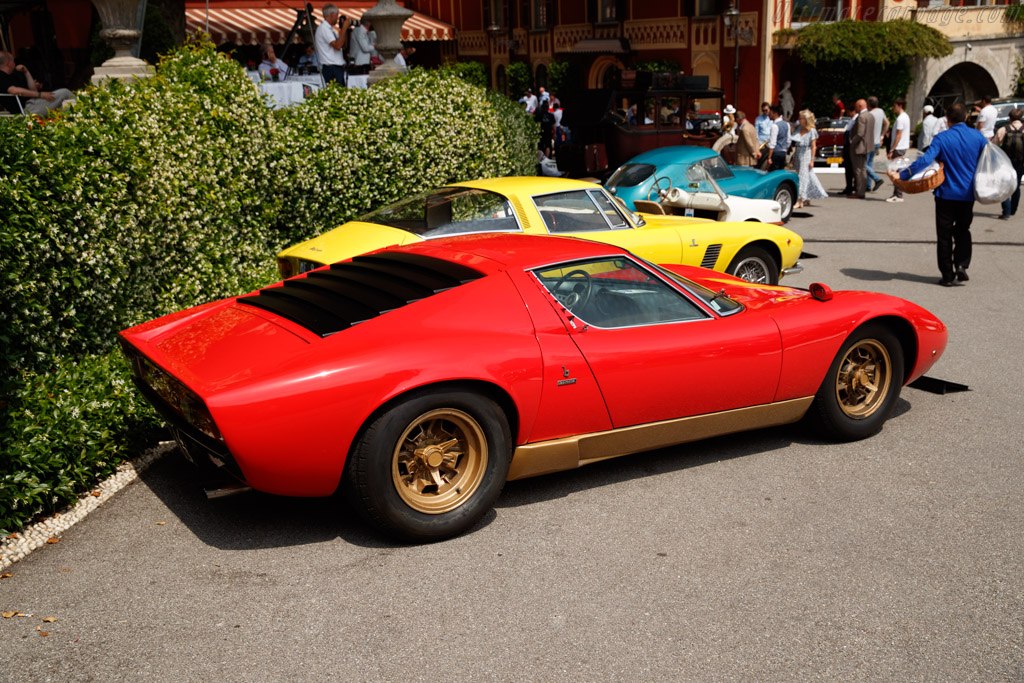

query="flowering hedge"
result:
[0,41,538,533]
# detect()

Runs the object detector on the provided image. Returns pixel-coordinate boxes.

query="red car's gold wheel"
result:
[392,408,488,514]
[834,338,892,419]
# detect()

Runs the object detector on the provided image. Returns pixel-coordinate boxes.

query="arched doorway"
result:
[535,63,548,90]
[588,56,624,89]
[495,64,507,95]
[926,62,999,114]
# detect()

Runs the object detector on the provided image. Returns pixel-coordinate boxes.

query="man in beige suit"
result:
[734,111,761,166]
[848,99,872,198]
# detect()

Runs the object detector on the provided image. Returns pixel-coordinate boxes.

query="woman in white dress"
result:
[791,109,828,209]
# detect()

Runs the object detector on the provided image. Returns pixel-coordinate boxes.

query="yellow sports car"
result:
[277,177,804,285]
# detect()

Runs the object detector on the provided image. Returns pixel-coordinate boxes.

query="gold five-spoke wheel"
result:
[392,409,488,514]
[835,339,892,419]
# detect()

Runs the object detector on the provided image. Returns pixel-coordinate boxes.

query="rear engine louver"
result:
[701,244,722,270]
[237,252,484,337]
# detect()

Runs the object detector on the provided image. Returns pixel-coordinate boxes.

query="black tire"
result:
[345,389,512,542]
[774,183,796,222]
[727,246,779,285]
[808,323,904,442]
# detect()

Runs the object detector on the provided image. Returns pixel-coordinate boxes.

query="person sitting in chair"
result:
[0,50,74,116]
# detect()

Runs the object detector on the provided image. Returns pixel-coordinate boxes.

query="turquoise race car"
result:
[606,146,801,223]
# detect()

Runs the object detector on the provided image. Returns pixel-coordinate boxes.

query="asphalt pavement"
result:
[2,169,1023,681]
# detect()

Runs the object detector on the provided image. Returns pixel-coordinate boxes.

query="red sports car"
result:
[120,234,947,541]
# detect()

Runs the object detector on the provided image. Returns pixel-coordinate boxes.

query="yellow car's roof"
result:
[453,176,602,197]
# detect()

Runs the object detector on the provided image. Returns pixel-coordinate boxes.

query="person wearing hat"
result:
[712,104,739,153]
[919,104,939,151]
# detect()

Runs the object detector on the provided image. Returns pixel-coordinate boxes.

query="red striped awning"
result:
[184,1,453,46]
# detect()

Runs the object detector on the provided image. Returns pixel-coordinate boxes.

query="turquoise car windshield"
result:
[607,163,656,188]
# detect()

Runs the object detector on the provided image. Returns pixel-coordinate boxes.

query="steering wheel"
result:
[647,176,673,201]
[553,269,593,312]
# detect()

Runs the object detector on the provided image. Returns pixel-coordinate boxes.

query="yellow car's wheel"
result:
[809,323,904,441]
[345,389,512,542]
[727,246,779,285]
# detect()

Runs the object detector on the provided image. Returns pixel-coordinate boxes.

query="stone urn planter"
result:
[365,0,414,86]
[90,0,153,84]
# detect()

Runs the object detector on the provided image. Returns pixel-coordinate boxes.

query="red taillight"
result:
[278,258,293,279]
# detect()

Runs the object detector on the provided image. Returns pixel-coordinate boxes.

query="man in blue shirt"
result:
[755,102,772,141]
[894,103,988,286]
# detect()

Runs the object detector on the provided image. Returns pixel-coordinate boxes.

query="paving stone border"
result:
[0,442,176,570]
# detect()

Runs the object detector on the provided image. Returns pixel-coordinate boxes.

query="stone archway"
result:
[691,52,721,89]
[588,56,625,89]
[926,62,1000,113]
[908,41,1016,118]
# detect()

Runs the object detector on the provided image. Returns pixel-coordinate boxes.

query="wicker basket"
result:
[891,162,944,194]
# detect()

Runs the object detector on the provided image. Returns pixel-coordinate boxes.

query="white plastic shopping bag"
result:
[975,142,1017,204]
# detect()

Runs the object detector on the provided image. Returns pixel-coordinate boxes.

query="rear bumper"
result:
[133,377,246,484]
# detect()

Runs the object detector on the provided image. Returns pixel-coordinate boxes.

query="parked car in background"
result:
[121,233,948,542]
[604,146,800,223]
[993,99,1024,132]
[620,160,787,225]
[814,116,850,167]
[277,176,804,286]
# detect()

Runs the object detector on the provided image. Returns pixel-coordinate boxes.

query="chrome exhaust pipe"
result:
[204,483,253,499]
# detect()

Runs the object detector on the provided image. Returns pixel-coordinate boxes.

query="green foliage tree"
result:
[506,61,531,98]
[547,60,570,98]
[0,40,539,534]
[634,59,681,73]
[781,19,953,118]
[1014,56,1024,98]
[436,61,488,89]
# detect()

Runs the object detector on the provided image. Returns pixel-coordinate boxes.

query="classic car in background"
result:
[604,146,800,223]
[277,176,804,286]
[608,158,786,225]
[121,233,948,542]
[814,116,850,167]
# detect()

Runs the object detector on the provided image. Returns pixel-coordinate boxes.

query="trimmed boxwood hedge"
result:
[0,41,538,534]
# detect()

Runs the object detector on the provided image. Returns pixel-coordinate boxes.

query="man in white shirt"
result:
[258,44,289,81]
[394,46,415,68]
[315,3,350,86]
[348,19,379,89]
[886,97,912,202]
[519,88,537,114]
[918,104,938,150]
[976,95,997,139]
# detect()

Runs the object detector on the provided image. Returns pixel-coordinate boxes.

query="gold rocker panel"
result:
[506,397,814,481]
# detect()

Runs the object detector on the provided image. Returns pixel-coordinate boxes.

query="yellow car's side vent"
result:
[701,244,722,270]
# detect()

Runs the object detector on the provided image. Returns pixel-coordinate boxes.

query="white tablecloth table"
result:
[246,72,324,109]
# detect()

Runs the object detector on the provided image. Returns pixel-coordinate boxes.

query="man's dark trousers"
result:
[769,150,787,172]
[935,197,974,280]
[842,131,853,192]
[323,64,347,86]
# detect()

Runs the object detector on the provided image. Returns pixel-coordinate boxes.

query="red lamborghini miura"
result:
[120,234,947,541]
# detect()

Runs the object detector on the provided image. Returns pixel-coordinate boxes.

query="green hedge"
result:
[0,351,161,533]
[0,41,538,533]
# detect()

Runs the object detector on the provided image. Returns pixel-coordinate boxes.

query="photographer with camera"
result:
[315,3,350,86]
[348,18,379,90]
